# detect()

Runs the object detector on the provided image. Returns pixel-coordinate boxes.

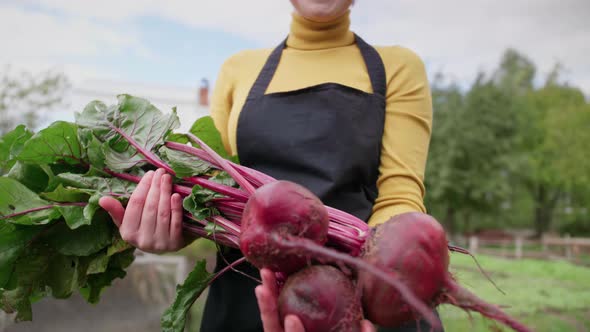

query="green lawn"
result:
[180,240,590,331]
[441,253,590,331]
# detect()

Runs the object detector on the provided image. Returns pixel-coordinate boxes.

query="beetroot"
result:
[239,181,438,327]
[278,265,363,332]
[359,212,531,332]
[239,180,330,274]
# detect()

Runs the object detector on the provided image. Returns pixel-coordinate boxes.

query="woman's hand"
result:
[98,168,185,253]
[255,268,376,332]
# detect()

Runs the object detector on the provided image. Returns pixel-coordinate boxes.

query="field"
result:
[183,240,590,331]
[440,253,590,331]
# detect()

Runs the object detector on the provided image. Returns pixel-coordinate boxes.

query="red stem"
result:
[186,133,256,195]
[104,168,192,196]
[0,202,87,220]
[182,222,240,248]
[108,124,174,174]
[185,177,249,202]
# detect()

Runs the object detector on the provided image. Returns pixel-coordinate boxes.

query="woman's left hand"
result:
[255,268,376,332]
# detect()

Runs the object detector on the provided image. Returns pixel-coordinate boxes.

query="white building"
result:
[42,78,210,133]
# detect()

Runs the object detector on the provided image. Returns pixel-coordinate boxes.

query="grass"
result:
[440,253,590,331]
[178,240,590,331]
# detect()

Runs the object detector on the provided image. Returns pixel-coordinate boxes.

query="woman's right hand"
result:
[98,168,185,253]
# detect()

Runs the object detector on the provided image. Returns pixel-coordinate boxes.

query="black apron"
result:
[200,34,443,332]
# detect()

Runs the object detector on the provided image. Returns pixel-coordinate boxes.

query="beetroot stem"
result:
[0,202,87,220]
[186,133,256,195]
[108,124,174,174]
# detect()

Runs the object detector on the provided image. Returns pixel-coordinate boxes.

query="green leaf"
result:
[210,171,237,187]
[165,132,190,144]
[78,128,106,169]
[204,221,225,235]
[57,205,87,229]
[54,173,137,198]
[86,252,110,274]
[41,184,90,203]
[159,145,212,178]
[182,185,222,220]
[6,162,51,193]
[79,267,126,304]
[106,236,133,257]
[0,223,43,289]
[0,125,33,175]
[189,116,230,159]
[161,260,213,332]
[45,211,113,256]
[79,248,134,304]
[0,177,61,225]
[83,193,102,225]
[45,255,82,298]
[17,121,84,166]
[76,94,180,171]
[108,248,135,270]
[0,244,52,321]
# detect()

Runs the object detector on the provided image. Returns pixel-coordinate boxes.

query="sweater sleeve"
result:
[210,57,236,156]
[368,47,433,227]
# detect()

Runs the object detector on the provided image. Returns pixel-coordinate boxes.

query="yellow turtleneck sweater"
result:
[210,11,433,227]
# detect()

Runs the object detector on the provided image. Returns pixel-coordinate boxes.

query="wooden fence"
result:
[460,235,590,265]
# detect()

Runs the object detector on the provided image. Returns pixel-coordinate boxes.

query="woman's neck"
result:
[287,10,354,50]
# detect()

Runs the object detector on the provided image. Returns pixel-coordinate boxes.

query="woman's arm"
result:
[368,47,433,227]
[210,56,236,155]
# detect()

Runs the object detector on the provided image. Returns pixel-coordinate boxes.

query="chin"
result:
[292,0,351,22]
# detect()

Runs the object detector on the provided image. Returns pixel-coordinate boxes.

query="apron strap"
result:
[246,38,288,100]
[245,34,387,100]
[354,34,387,97]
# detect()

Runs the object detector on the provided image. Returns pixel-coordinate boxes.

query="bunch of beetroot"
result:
[0,95,531,332]
[238,180,531,332]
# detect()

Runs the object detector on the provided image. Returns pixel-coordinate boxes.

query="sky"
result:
[1,0,589,128]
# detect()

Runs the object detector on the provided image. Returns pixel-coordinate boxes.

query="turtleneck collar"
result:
[286,10,355,50]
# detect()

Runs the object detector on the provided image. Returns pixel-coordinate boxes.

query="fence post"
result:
[515,236,523,259]
[469,236,478,255]
[542,235,547,253]
[565,234,572,259]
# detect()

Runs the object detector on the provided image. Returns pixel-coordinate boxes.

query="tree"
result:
[425,72,520,235]
[520,78,589,236]
[426,49,590,237]
[0,66,69,135]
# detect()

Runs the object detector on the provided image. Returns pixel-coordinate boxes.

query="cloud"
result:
[28,0,294,44]
[0,3,148,82]
[3,0,590,94]
[350,0,590,91]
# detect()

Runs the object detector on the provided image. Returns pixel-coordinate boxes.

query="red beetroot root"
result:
[239,180,329,274]
[278,265,363,332]
[359,212,532,332]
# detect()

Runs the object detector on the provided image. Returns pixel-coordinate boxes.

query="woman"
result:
[99,0,439,331]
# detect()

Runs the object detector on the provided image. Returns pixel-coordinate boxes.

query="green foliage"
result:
[161,260,213,332]
[0,94,228,330]
[426,49,590,235]
[0,125,33,175]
